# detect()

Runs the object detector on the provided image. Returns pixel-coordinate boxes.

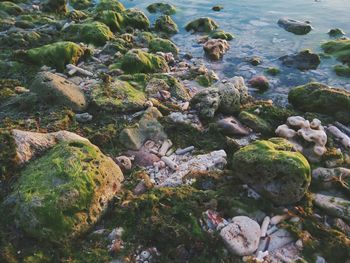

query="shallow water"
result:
[120,0,350,104]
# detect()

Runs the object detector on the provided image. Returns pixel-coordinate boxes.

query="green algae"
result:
[334,64,350,77]
[148,37,179,56]
[96,10,124,32]
[0,129,17,182]
[185,17,219,33]
[322,39,350,65]
[95,0,125,12]
[209,30,234,40]
[154,15,178,35]
[0,1,23,16]
[146,3,176,15]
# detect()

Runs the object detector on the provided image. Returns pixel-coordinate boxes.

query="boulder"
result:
[328,28,346,38]
[313,193,350,221]
[122,8,150,30]
[288,82,350,124]
[279,50,321,70]
[154,15,178,35]
[321,39,350,65]
[220,216,261,256]
[249,75,270,91]
[278,18,312,35]
[95,0,125,12]
[190,87,220,119]
[231,138,311,205]
[148,37,179,56]
[0,1,23,15]
[146,3,176,15]
[30,71,87,111]
[209,30,234,41]
[203,39,229,60]
[185,17,219,33]
[5,140,124,242]
[96,10,124,32]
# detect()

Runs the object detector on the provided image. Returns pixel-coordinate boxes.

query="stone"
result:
[249,75,270,91]
[154,15,179,35]
[212,5,223,12]
[313,193,350,221]
[279,50,321,71]
[321,39,350,65]
[190,87,220,119]
[119,107,167,150]
[217,117,250,136]
[146,3,176,15]
[328,28,346,38]
[148,38,179,56]
[288,82,350,124]
[203,39,229,60]
[43,0,67,13]
[220,216,261,256]
[5,140,124,242]
[95,0,125,12]
[30,71,87,111]
[209,30,234,41]
[185,17,219,33]
[334,65,350,77]
[122,8,150,30]
[278,18,312,35]
[232,138,311,205]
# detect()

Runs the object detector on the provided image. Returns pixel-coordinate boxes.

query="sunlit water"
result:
[120,0,350,104]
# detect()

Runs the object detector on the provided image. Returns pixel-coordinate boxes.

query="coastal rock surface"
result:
[278,18,312,35]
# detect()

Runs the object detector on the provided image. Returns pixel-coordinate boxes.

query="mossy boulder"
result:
[288,82,350,124]
[101,38,132,54]
[321,39,350,65]
[95,0,125,12]
[42,0,67,13]
[120,49,169,74]
[95,10,124,32]
[0,1,23,15]
[209,30,234,41]
[154,15,178,35]
[231,138,311,205]
[6,140,124,242]
[185,17,219,33]
[149,37,179,56]
[0,129,17,181]
[334,64,350,77]
[70,0,92,10]
[91,79,146,112]
[146,3,176,15]
[64,21,114,46]
[122,8,150,30]
[16,41,85,71]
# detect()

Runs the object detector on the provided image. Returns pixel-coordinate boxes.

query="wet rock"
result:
[217,117,250,136]
[5,140,124,242]
[328,28,346,38]
[119,107,167,150]
[220,216,261,256]
[185,17,219,33]
[75,112,92,123]
[154,15,179,35]
[232,138,311,205]
[249,56,262,66]
[209,30,234,41]
[265,67,280,76]
[203,39,229,60]
[212,5,223,12]
[279,49,321,70]
[149,37,179,56]
[278,18,312,35]
[321,39,350,65]
[95,10,124,32]
[30,71,87,111]
[334,64,350,77]
[147,3,176,15]
[70,0,93,10]
[288,82,350,124]
[0,1,23,15]
[95,0,125,13]
[190,88,220,119]
[122,8,150,30]
[43,0,67,13]
[249,75,270,91]
[313,193,350,221]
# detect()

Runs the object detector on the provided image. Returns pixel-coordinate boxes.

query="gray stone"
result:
[280,50,321,71]
[278,18,312,35]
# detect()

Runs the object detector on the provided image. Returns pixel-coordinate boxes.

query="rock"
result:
[30,71,87,111]
[313,193,350,221]
[43,0,67,13]
[185,17,219,33]
[217,117,250,136]
[0,1,23,15]
[120,49,169,74]
[75,112,92,123]
[91,79,146,113]
[232,138,311,205]
[147,3,176,15]
[265,67,280,76]
[249,56,262,66]
[5,140,124,241]
[70,0,92,10]
[190,87,220,119]
[149,38,179,56]
[239,111,272,135]
[334,64,350,77]
[279,49,321,70]
[220,216,261,256]
[203,39,229,60]
[95,0,125,12]
[249,75,270,91]
[288,82,350,124]
[96,10,124,32]
[154,15,179,35]
[278,18,312,35]
[17,41,85,71]
[127,149,160,167]
[321,39,350,65]
[212,5,223,12]
[328,28,346,38]
[195,70,219,87]
[122,8,150,30]
[119,107,167,150]
[209,30,234,41]
[257,228,295,252]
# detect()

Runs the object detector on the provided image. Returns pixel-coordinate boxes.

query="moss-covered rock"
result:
[0,1,23,15]
[146,3,176,15]
[231,138,311,205]
[91,79,146,113]
[122,8,150,30]
[185,17,219,33]
[0,129,17,181]
[154,15,178,35]
[321,39,350,65]
[70,0,92,10]
[101,38,132,54]
[288,82,350,124]
[16,41,85,71]
[64,21,114,46]
[334,64,350,77]
[148,37,179,56]
[265,67,280,76]
[209,30,234,40]
[328,28,346,38]
[95,10,124,32]
[120,49,169,74]
[42,0,67,13]
[68,10,88,21]
[6,140,123,242]
[95,0,125,12]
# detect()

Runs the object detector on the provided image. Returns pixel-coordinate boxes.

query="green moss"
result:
[95,0,125,12]
[154,15,178,35]
[146,3,176,15]
[288,82,350,124]
[16,41,85,71]
[0,2,23,15]
[334,64,350,77]
[95,10,124,32]
[64,21,114,46]
[122,9,150,30]
[148,37,179,55]
[209,30,234,40]
[265,67,281,76]
[0,129,17,181]
[120,49,169,74]
[70,0,92,10]
[42,0,67,13]
[185,17,219,33]
[91,79,146,112]
[321,39,350,65]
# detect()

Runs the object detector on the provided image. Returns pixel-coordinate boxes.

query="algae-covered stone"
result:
[209,30,234,41]
[6,140,123,241]
[146,3,176,15]
[334,64,350,77]
[70,0,92,10]
[122,8,150,30]
[42,0,67,13]
[185,17,219,33]
[321,39,350,65]
[278,18,312,35]
[328,28,346,38]
[0,1,23,15]
[64,21,114,46]
[154,15,178,35]
[149,37,179,56]
[91,79,146,112]
[17,41,85,71]
[238,111,271,134]
[279,49,321,71]
[232,138,311,205]
[120,49,169,74]
[190,87,220,119]
[288,82,350,123]
[30,71,87,111]
[96,10,124,32]
[95,0,125,12]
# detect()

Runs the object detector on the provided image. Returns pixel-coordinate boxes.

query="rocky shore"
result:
[1,0,350,262]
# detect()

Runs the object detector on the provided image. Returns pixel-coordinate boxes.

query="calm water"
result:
[120,0,350,103]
